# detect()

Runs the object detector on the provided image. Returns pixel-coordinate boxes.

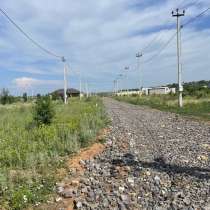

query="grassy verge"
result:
[115,95,210,121]
[0,97,108,210]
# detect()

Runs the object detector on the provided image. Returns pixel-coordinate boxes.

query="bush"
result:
[33,96,55,126]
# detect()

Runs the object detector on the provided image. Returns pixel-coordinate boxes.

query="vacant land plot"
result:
[0,97,107,210]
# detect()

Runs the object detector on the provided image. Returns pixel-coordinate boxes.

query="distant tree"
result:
[36,94,41,99]
[0,89,15,105]
[23,92,27,102]
[33,96,55,126]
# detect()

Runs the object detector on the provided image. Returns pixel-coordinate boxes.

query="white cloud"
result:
[0,0,209,92]
[13,77,62,88]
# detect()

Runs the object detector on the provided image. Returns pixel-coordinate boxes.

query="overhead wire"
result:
[182,7,210,28]
[0,8,64,60]
[143,31,177,64]
[181,0,200,10]
[142,7,210,64]
[112,0,209,89]
[138,0,201,56]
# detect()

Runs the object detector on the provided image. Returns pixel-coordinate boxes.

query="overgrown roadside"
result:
[35,128,109,210]
[114,95,210,121]
[0,97,108,210]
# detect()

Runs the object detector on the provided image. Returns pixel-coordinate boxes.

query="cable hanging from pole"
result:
[141,7,210,64]
[0,8,64,61]
[136,1,205,58]
[182,7,210,28]
[143,31,177,64]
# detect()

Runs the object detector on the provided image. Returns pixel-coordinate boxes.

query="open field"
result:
[0,97,107,210]
[114,95,210,121]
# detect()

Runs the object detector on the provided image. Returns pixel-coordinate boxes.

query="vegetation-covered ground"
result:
[115,94,210,121]
[0,97,107,210]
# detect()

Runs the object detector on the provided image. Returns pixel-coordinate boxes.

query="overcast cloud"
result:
[0,0,209,94]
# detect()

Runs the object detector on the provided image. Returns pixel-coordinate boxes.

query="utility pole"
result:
[116,79,119,94]
[117,74,123,94]
[62,57,68,104]
[85,82,89,98]
[113,80,117,95]
[79,70,82,100]
[172,8,185,108]
[136,52,143,94]
[124,66,129,94]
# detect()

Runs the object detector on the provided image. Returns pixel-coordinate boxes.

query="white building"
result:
[116,90,142,96]
[115,86,176,96]
[148,87,176,95]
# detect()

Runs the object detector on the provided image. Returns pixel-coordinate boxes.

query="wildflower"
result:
[23,194,28,203]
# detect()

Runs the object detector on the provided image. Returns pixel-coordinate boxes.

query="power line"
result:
[181,0,200,10]
[0,8,63,60]
[142,7,210,64]
[143,31,177,64]
[138,0,201,55]
[182,7,210,27]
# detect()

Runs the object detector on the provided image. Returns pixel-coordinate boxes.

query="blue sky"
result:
[0,0,209,95]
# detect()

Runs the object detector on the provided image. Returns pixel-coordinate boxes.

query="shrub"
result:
[33,96,55,126]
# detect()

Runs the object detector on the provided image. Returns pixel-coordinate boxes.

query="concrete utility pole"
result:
[117,74,123,94]
[79,70,82,101]
[116,79,119,94]
[172,8,185,108]
[124,66,129,94]
[113,80,117,95]
[85,82,89,98]
[136,52,143,93]
[62,57,68,104]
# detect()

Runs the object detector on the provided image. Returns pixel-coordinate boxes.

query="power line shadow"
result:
[111,153,210,180]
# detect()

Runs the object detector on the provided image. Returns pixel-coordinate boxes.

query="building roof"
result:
[52,88,80,95]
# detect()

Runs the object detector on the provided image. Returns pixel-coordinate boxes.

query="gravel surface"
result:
[67,98,210,209]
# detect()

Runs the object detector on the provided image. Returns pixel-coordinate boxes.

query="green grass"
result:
[0,97,108,210]
[115,95,210,121]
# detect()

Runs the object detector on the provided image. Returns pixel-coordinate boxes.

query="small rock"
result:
[127,177,135,186]
[71,180,80,186]
[81,187,88,193]
[62,189,74,198]
[119,186,125,193]
[75,201,83,209]
[79,160,86,166]
[197,155,208,162]
[55,197,62,202]
[154,175,161,185]
[183,197,191,205]
[57,186,64,194]
[145,171,151,176]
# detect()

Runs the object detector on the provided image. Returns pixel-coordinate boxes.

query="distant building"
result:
[52,88,82,99]
[148,87,176,95]
[142,88,152,95]
[115,86,176,96]
[116,90,142,96]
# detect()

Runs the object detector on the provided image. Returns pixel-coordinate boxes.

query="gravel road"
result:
[73,98,210,209]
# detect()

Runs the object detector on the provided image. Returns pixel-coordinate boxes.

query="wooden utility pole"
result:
[172,8,185,108]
